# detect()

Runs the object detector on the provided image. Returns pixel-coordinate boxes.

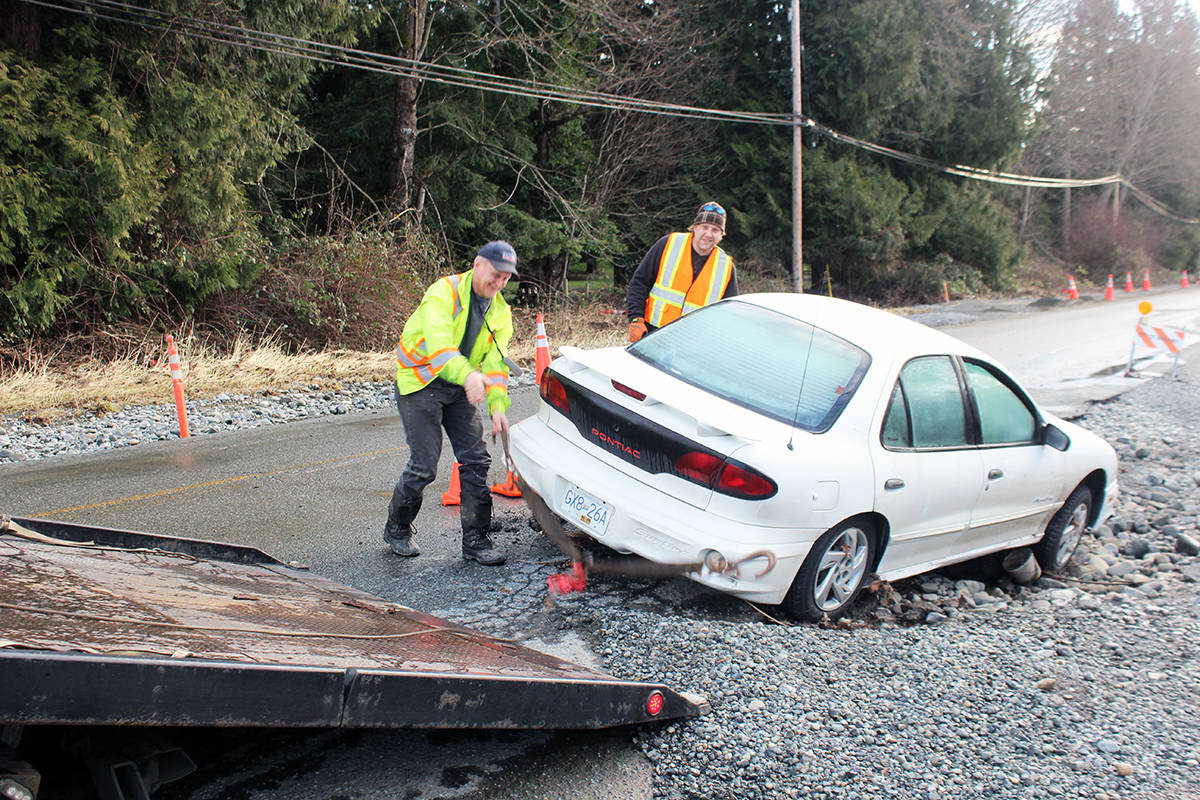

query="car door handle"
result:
[987,468,1003,480]
[884,478,905,490]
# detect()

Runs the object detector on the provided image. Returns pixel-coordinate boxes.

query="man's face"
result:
[691,223,724,256]
[472,257,512,298]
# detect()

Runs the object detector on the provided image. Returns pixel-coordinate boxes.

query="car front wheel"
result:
[1034,485,1093,572]
[782,519,877,622]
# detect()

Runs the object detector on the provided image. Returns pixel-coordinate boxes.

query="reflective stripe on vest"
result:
[484,369,509,397]
[644,233,733,327]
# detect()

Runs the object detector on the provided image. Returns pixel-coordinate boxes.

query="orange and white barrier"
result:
[1142,270,1152,291]
[164,335,190,438]
[1064,275,1079,300]
[1127,318,1186,379]
[1123,271,1134,292]
[1104,274,1115,301]
[1183,270,1190,288]
[1133,322,1185,354]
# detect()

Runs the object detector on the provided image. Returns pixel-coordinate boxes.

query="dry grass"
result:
[0,308,629,420]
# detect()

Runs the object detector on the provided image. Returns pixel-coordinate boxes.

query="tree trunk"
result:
[388,0,430,218]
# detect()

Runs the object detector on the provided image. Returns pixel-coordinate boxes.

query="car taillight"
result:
[716,462,776,499]
[675,451,722,484]
[673,451,776,500]
[611,380,647,401]
[540,372,570,414]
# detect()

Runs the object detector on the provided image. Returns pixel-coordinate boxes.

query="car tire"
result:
[1034,484,1093,572]
[782,518,877,622]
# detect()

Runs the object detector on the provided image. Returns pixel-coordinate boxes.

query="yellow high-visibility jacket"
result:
[395,270,512,416]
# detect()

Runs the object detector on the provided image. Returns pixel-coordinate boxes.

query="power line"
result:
[19,0,1200,224]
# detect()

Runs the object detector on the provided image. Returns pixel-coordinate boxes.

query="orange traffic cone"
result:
[1143,270,1152,291]
[1104,274,1115,301]
[1066,275,1079,300]
[441,462,461,506]
[490,469,522,497]
[1183,270,1190,288]
[164,334,190,438]
[534,312,551,386]
[1124,271,1135,292]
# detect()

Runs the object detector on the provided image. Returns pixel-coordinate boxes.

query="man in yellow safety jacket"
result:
[384,240,516,565]
[625,201,738,342]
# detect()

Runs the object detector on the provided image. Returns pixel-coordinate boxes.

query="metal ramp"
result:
[0,516,706,729]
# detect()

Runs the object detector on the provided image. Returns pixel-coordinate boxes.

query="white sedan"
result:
[510,294,1118,621]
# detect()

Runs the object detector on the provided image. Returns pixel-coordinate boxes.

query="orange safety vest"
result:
[643,232,734,327]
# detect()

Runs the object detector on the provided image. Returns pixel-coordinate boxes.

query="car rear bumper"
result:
[510,420,816,605]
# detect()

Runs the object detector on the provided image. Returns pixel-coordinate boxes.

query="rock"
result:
[1096,739,1121,754]
[1176,532,1200,556]
[1122,539,1152,558]
[1035,677,1057,691]
[1114,761,1135,776]
[1107,561,1138,578]
[1048,589,1076,605]
[925,611,949,625]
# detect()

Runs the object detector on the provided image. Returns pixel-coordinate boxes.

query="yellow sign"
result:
[1138,301,1153,315]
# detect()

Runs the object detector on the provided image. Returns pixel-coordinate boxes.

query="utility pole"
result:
[790,0,804,292]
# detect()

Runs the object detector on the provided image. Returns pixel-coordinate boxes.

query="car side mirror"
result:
[1042,423,1070,452]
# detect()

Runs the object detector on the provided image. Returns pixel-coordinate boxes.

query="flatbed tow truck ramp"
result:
[0,516,707,730]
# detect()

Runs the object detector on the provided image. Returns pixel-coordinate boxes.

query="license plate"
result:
[561,484,613,536]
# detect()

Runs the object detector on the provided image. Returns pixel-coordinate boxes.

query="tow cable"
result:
[498,430,777,595]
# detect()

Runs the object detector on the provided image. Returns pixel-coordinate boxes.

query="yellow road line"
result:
[39,446,407,516]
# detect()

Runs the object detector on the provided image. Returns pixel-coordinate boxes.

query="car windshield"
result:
[630,300,870,431]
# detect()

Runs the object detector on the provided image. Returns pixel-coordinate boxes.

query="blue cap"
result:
[477,240,519,275]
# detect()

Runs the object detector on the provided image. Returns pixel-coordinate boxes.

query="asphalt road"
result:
[5,286,1200,799]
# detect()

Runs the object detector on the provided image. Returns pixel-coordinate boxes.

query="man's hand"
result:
[491,411,510,437]
[629,317,647,343]
[465,371,486,404]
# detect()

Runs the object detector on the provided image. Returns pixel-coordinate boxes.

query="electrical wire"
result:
[18,0,1200,224]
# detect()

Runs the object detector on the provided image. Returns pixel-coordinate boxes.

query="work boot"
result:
[385,526,421,558]
[462,530,505,565]
[383,494,421,557]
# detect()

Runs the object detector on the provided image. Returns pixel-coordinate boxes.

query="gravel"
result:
[3,354,1198,800]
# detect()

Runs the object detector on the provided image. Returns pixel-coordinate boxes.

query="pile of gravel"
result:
[578,364,1200,800]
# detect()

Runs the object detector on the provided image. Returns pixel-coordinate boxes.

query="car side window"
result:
[883,356,969,449]
[881,384,911,447]
[963,361,1037,445]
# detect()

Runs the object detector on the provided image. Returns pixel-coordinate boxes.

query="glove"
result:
[629,317,648,343]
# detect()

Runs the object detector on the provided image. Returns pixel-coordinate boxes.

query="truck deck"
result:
[0,516,706,730]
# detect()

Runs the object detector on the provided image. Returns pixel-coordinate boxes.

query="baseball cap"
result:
[477,240,519,275]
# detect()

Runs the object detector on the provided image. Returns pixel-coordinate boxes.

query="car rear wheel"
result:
[1034,485,1093,572]
[782,519,877,622]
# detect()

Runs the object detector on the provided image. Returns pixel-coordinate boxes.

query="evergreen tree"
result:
[0,1,364,342]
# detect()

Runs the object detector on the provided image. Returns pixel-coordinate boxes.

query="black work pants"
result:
[389,379,491,538]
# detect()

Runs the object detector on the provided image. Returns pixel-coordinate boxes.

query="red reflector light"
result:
[611,379,647,401]
[674,451,777,499]
[646,691,664,716]
[717,462,776,499]
[674,451,722,485]
[540,373,570,414]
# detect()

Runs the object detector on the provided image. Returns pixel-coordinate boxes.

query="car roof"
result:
[733,292,992,363]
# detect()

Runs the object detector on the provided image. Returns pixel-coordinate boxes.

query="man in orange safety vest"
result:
[625,201,738,342]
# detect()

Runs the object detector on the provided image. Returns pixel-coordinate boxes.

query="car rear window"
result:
[630,301,870,431]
